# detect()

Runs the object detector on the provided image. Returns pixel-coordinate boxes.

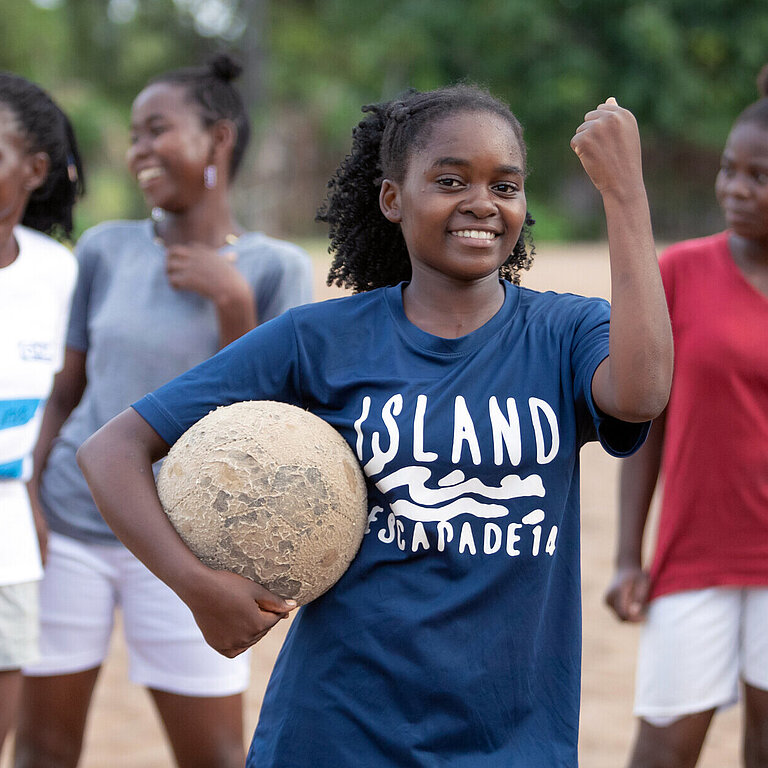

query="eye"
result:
[435,176,464,189]
[754,171,768,185]
[492,181,519,196]
[149,123,169,138]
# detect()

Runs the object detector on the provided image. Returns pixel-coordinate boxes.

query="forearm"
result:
[76,409,211,601]
[78,408,297,655]
[596,188,673,421]
[213,281,257,348]
[29,349,87,493]
[614,413,665,568]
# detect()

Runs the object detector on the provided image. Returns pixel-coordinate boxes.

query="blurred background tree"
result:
[3,0,767,242]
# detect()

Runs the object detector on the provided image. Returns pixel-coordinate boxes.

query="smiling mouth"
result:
[450,229,500,241]
[137,167,163,185]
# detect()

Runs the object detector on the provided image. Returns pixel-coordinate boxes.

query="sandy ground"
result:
[2,243,742,767]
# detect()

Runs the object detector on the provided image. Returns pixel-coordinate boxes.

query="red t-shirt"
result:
[649,232,768,599]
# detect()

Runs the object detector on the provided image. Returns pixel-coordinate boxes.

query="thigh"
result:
[0,581,39,670]
[15,667,101,768]
[149,689,245,768]
[118,549,250,696]
[634,588,741,721]
[629,710,716,768]
[742,587,768,690]
[23,533,117,677]
[0,669,22,754]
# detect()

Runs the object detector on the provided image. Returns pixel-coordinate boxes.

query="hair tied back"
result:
[208,53,243,83]
[387,102,411,124]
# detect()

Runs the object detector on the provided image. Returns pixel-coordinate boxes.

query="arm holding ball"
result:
[77,408,296,657]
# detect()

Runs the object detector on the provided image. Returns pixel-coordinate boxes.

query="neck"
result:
[154,193,241,248]
[402,271,505,338]
[729,233,768,269]
[0,225,19,269]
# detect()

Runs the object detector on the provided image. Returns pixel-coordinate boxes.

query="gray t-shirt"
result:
[41,219,314,544]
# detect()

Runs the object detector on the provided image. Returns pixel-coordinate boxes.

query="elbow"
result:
[613,382,671,423]
[622,396,668,423]
[76,431,101,478]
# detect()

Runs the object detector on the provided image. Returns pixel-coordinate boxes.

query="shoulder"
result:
[15,225,77,282]
[289,289,381,323]
[658,232,729,298]
[75,219,152,254]
[235,232,312,269]
[515,283,609,323]
[660,232,728,269]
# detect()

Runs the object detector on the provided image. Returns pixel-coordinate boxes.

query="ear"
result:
[209,119,237,166]
[24,152,50,193]
[379,179,402,223]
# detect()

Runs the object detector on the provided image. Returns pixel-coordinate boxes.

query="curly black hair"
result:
[319,84,535,293]
[150,53,251,179]
[0,72,84,239]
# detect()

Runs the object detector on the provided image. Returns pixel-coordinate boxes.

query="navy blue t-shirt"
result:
[134,281,648,767]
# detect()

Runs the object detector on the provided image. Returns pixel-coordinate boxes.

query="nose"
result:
[459,185,498,218]
[720,170,751,199]
[126,134,150,168]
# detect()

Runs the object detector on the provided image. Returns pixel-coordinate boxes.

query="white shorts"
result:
[635,587,768,725]
[0,580,39,670]
[23,532,250,697]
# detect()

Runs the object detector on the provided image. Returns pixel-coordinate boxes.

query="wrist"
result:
[615,552,643,570]
[600,182,650,210]
[212,276,251,311]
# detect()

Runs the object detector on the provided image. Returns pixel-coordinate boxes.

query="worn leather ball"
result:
[156,400,368,605]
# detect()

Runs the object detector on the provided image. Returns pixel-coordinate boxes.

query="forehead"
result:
[410,110,524,170]
[0,105,26,149]
[131,82,195,122]
[723,121,768,160]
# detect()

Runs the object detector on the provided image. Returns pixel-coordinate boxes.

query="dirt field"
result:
[2,243,741,767]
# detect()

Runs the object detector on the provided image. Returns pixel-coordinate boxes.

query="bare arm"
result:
[27,348,87,558]
[76,408,296,656]
[571,98,673,423]
[165,243,257,347]
[604,409,666,621]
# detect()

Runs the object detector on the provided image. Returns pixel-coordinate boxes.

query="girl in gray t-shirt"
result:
[17,54,312,768]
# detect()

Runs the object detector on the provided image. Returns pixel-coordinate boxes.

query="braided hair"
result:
[150,53,251,179]
[319,84,535,293]
[0,72,84,239]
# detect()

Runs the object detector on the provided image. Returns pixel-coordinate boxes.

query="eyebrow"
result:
[431,157,524,175]
[721,151,768,167]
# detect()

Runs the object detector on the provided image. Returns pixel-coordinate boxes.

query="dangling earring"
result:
[204,165,217,190]
[151,206,165,222]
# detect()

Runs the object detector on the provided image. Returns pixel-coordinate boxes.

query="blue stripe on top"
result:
[0,458,24,479]
[0,399,42,430]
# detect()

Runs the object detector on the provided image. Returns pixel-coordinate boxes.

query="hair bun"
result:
[208,53,243,83]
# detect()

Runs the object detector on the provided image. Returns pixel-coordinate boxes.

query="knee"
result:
[13,727,82,768]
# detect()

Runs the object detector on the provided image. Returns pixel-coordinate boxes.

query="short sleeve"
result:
[51,250,78,372]
[132,311,304,446]
[65,234,98,352]
[255,248,314,322]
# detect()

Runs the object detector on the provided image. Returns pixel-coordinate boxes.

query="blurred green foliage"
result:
[3,0,768,241]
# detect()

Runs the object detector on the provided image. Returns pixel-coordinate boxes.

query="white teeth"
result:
[137,167,163,183]
[452,230,497,240]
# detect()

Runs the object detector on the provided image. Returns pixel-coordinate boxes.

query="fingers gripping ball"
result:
[156,401,368,605]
